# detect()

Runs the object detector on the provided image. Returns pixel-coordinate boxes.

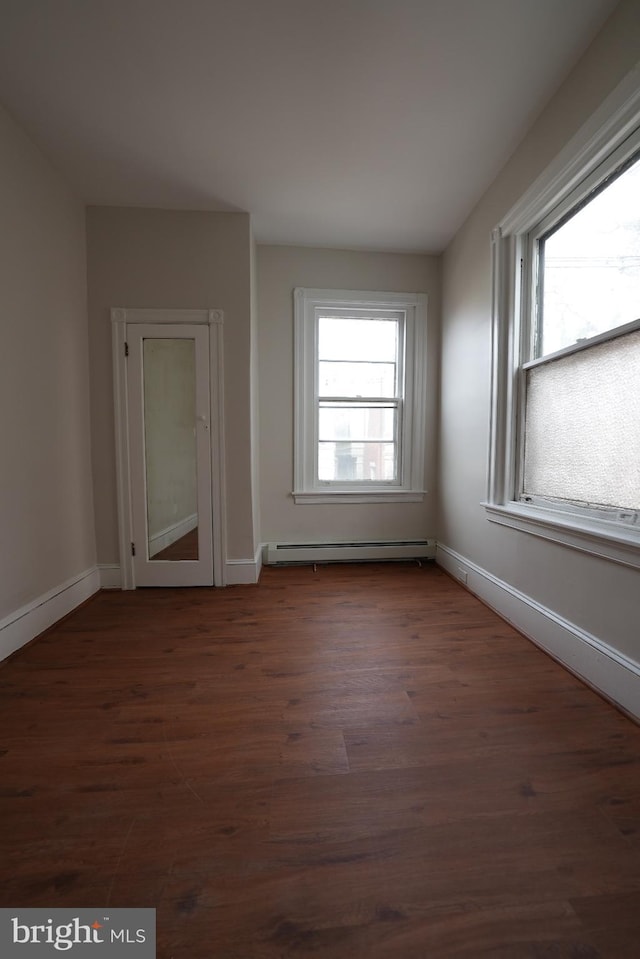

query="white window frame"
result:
[293,288,427,504]
[486,67,640,571]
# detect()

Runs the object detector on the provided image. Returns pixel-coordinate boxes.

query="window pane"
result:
[539,154,640,357]
[319,360,396,397]
[523,328,640,510]
[319,442,397,481]
[318,316,399,363]
[319,404,395,442]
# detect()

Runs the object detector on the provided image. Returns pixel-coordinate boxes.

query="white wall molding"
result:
[99,564,122,589]
[500,65,640,235]
[0,567,101,662]
[210,315,227,587]
[225,543,263,585]
[436,543,640,722]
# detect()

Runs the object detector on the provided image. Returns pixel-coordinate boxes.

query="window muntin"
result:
[294,288,427,503]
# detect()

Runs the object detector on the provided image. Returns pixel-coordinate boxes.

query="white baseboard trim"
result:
[225,544,263,585]
[100,549,263,588]
[0,566,101,663]
[99,564,122,589]
[436,543,640,722]
[148,513,198,558]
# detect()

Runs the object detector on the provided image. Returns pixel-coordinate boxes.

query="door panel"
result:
[127,324,213,586]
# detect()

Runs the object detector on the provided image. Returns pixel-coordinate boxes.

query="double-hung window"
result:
[487,73,640,569]
[293,288,427,503]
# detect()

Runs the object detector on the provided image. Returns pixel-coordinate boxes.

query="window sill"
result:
[292,489,426,505]
[484,501,640,570]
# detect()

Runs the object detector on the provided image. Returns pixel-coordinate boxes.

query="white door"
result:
[127,323,214,586]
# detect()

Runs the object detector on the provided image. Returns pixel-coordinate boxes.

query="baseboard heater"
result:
[265,539,436,565]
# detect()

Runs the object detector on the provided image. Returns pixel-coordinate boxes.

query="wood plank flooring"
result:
[1,562,639,958]
[152,528,199,561]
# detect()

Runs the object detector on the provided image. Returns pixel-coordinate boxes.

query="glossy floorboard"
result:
[152,528,199,562]
[1,562,639,958]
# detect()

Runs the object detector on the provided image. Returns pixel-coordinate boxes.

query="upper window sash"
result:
[527,141,640,362]
[316,310,403,402]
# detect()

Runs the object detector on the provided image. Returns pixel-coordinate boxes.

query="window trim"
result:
[486,66,640,570]
[293,288,427,504]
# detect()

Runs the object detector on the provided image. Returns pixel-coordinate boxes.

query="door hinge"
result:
[131,542,136,556]
[124,341,129,357]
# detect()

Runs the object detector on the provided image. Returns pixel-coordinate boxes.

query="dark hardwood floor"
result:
[1,562,639,958]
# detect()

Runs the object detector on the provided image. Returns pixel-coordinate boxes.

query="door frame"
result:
[111,308,227,588]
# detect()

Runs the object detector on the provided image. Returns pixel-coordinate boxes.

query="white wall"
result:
[257,244,441,544]
[250,229,262,557]
[439,1,640,694]
[0,101,96,652]
[86,207,259,567]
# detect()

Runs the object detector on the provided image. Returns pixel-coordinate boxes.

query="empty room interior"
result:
[1,1,640,956]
